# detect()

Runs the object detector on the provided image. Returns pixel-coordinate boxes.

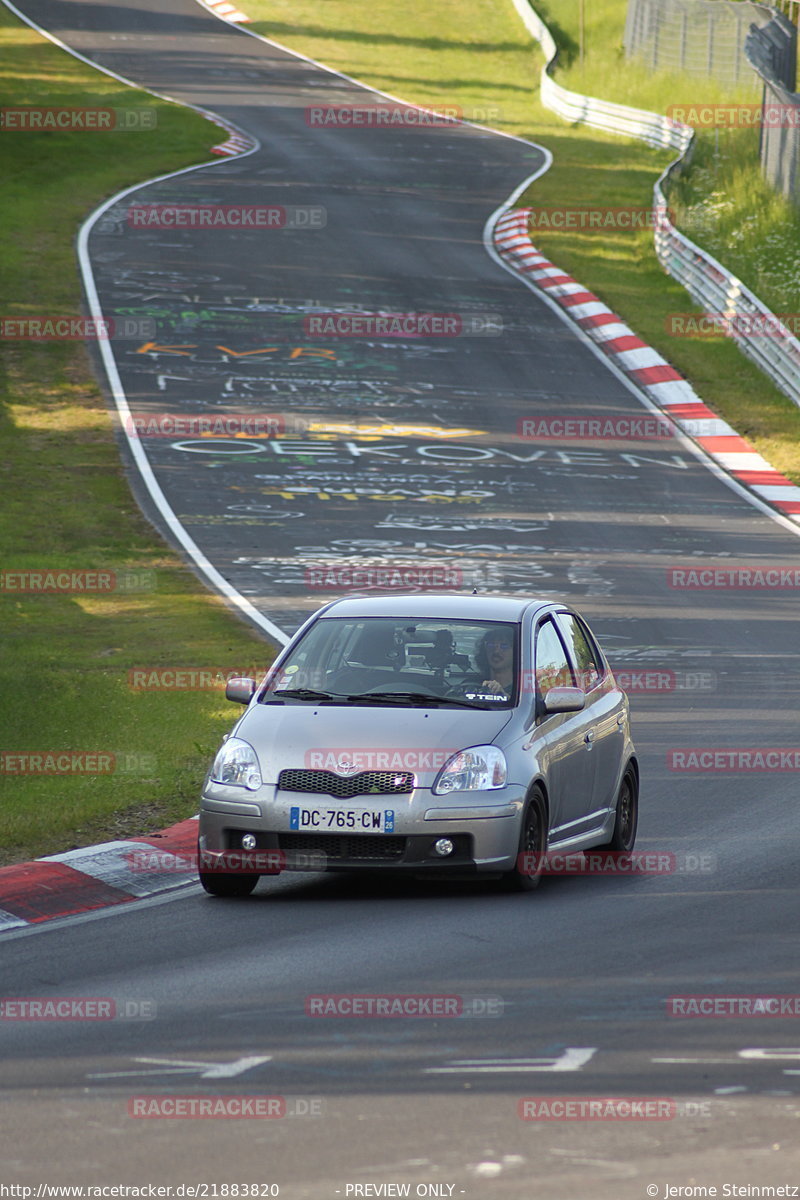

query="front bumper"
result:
[198,780,524,873]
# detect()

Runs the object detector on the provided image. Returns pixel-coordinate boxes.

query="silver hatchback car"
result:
[198,594,638,896]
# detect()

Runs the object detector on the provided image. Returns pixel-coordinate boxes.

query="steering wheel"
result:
[442,674,484,696]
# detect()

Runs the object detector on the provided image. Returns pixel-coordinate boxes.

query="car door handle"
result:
[584,731,594,745]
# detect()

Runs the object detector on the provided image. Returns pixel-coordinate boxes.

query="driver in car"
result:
[475,629,515,696]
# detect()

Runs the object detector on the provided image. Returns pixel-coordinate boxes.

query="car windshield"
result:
[261,617,519,708]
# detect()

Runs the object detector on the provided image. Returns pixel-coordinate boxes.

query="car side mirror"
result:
[225,676,257,704]
[542,686,586,714]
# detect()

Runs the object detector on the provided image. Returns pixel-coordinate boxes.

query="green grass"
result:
[0,9,276,865]
[243,0,800,485]
[670,136,800,315]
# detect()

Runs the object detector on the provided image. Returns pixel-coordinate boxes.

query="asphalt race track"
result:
[1,0,800,1194]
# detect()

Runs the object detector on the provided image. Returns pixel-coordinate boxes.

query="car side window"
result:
[534,618,575,700]
[556,613,603,692]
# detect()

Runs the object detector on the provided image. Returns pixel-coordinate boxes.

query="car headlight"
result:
[433,745,507,795]
[210,737,262,790]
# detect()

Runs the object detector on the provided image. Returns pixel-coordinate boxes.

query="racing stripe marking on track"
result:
[0,819,199,930]
[0,861,134,923]
[200,0,251,23]
[493,207,800,528]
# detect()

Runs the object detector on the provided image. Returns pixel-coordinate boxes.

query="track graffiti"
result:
[230,551,550,592]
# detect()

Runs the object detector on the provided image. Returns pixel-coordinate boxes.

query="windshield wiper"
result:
[269,687,348,703]
[342,691,491,709]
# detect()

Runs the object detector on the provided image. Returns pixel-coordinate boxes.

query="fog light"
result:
[241,833,257,850]
[433,838,455,857]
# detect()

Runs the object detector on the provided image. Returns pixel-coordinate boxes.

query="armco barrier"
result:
[511,0,800,409]
[652,189,800,402]
[510,0,693,153]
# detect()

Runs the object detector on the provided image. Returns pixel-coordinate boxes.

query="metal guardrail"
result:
[511,0,693,153]
[511,0,800,409]
[652,186,800,399]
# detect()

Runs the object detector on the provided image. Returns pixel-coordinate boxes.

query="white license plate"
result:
[289,807,395,833]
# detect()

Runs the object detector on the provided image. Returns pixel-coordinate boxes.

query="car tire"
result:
[502,787,547,893]
[198,870,259,897]
[592,764,638,853]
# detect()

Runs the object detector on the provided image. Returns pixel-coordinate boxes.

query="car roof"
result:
[318,593,555,622]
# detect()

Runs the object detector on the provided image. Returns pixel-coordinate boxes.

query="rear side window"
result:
[555,613,603,692]
[534,618,575,698]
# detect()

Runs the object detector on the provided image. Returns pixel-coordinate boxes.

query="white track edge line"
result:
[1,0,291,646]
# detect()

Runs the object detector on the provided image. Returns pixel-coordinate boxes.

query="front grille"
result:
[278,768,414,799]
[278,832,406,861]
